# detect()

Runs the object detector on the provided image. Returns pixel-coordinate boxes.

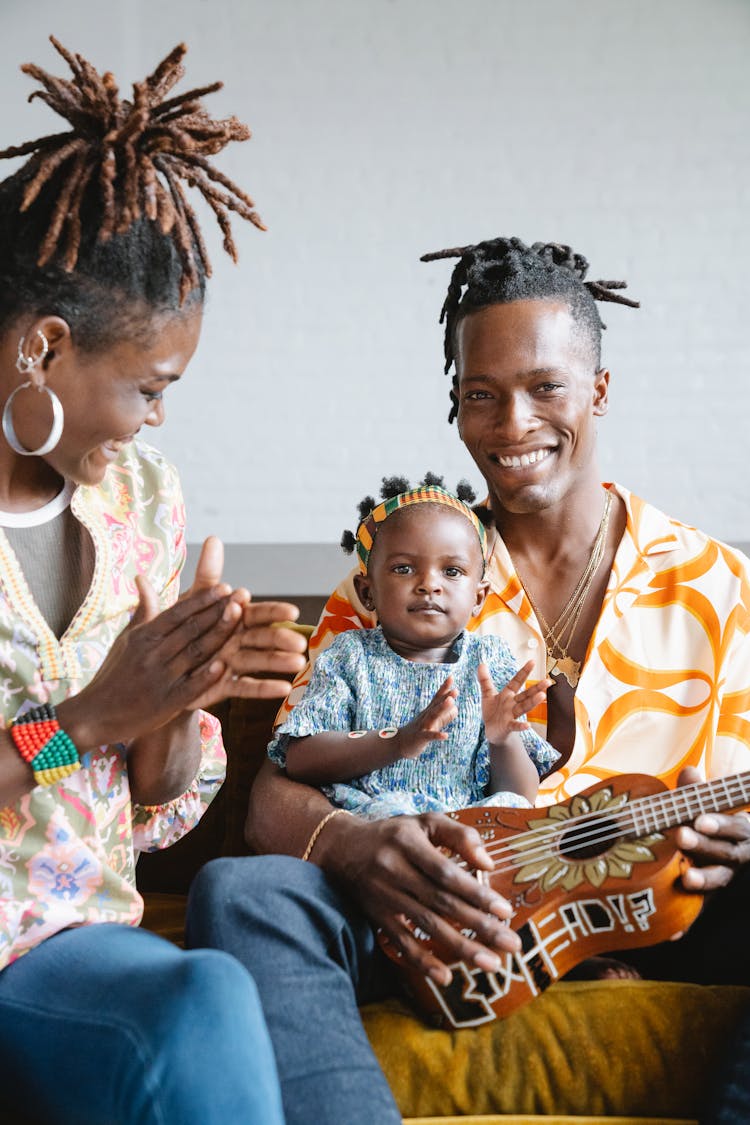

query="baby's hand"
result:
[395,676,458,760]
[477,661,551,746]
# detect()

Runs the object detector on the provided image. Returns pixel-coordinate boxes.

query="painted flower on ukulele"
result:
[509,785,664,892]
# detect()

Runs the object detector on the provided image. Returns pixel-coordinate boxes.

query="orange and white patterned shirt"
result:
[0,441,225,969]
[278,484,750,806]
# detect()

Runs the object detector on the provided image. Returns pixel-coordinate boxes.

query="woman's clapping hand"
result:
[61,537,307,750]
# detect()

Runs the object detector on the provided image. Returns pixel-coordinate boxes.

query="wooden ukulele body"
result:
[379,774,707,1029]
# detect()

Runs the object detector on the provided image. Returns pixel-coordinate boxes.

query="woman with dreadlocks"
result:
[188,236,750,1124]
[0,38,306,1123]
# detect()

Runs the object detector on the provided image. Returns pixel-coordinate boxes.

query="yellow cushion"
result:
[362,983,749,1120]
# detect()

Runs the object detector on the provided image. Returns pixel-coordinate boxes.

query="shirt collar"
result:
[482,482,681,599]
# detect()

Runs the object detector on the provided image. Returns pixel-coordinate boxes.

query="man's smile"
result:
[492,447,554,470]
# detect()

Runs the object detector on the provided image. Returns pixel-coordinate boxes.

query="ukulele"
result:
[378,771,750,1029]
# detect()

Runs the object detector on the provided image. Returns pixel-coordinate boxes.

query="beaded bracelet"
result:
[9,702,80,787]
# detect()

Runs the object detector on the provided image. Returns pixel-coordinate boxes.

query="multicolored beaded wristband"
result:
[9,703,80,787]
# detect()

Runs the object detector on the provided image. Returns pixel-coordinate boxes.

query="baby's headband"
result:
[341,475,487,575]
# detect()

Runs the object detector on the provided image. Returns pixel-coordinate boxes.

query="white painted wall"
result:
[1,1,748,567]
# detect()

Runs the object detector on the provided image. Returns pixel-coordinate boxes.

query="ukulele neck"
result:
[626,772,750,836]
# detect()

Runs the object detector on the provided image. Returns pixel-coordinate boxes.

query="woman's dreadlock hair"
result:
[421,237,640,422]
[340,472,477,554]
[0,37,264,349]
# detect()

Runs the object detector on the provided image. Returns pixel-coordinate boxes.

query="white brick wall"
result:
[2,0,748,558]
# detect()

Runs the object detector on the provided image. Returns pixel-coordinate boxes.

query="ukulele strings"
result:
[450,773,750,878]
[465,776,750,876]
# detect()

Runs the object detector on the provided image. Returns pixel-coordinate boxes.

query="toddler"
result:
[268,476,558,820]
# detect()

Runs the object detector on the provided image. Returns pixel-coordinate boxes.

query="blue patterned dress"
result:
[268,627,558,821]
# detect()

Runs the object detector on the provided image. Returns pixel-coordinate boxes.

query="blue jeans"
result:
[0,923,285,1125]
[186,855,401,1125]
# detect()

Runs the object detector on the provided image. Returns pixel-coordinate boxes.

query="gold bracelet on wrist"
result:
[301,808,350,862]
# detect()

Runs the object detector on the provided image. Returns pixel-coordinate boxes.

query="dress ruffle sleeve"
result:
[131,711,227,852]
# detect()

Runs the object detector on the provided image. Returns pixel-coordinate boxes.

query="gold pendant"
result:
[546,654,581,688]
[556,655,581,688]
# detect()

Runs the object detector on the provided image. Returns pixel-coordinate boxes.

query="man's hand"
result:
[675,766,750,892]
[316,809,522,986]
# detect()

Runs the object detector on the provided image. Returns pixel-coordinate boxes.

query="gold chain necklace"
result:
[516,491,613,689]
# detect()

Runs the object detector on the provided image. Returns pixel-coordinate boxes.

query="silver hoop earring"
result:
[16,330,49,376]
[2,383,64,457]
[3,329,62,456]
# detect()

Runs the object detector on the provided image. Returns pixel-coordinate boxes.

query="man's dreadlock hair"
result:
[421,237,640,422]
[0,37,264,349]
[340,472,477,554]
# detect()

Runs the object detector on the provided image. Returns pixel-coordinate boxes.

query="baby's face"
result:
[360,504,486,660]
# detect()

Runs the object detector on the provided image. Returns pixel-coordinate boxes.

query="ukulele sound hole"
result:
[560,816,618,861]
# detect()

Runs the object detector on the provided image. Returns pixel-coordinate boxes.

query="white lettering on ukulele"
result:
[425,888,657,1029]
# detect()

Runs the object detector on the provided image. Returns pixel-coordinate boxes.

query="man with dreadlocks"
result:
[0,37,307,1123]
[187,236,750,1124]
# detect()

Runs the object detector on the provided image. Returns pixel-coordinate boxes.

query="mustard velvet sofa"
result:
[137,601,750,1125]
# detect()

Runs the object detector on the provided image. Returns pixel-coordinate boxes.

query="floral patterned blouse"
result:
[0,441,225,970]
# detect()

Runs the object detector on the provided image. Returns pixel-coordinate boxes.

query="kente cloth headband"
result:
[355,486,487,574]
